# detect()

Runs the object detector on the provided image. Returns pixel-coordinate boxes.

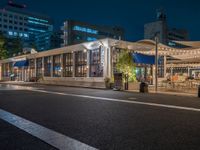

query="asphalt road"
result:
[0,84,200,150]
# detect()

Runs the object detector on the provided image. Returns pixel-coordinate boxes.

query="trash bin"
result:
[198,85,200,97]
[140,82,148,93]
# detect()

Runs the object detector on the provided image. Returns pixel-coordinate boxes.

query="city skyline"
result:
[1,0,200,41]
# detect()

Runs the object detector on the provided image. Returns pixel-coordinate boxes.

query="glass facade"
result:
[53,55,61,77]
[1,49,106,80]
[2,63,10,77]
[75,51,87,77]
[44,56,51,77]
[90,49,103,77]
[36,58,43,77]
[29,59,35,78]
[63,53,73,77]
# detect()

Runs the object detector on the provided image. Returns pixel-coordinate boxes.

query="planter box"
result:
[128,82,140,90]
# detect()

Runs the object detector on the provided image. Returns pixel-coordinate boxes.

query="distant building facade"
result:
[0,1,53,51]
[61,20,124,46]
[144,10,189,45]
[50,30,63,49]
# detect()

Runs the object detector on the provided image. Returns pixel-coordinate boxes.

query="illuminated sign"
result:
[73,26,98,34]
[87,37,97,41]
[28,17,48,23]
[28,20,49,26]
[28,28,46,33]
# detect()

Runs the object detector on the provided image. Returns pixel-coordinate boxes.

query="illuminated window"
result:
[2,63,10,77]
[44,56,51,77]
[19,33,23,37]
[8,31,13,36]
[63,53,73,77]
[36,58,42,77]
[29,59,35,78]
[24,33,29,37]
[75,51,87,77]
[90,49,103,77]
[13,32,18,36]
[53,55,61,77]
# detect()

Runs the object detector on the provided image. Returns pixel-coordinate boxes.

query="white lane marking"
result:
[0,109,98,150]
[30,89,200,112]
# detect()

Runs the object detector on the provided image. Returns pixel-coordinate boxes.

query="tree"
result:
[0,33,8,60]
[30,42,37,51]
[116,50,136,82]
[4,37,23,57]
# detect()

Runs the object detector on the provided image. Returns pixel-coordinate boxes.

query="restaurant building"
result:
[1,38,200,88]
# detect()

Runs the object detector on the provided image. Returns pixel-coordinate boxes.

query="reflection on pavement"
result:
[0,84,38,91]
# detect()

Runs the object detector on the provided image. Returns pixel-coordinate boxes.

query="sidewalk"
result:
[128,89,197,97]
[0,81,37,85]
[0,81,198,97]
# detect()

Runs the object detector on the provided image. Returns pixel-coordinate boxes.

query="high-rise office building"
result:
[144,10,189,45]
[50,30,63,49]
[61,20,124,46]
[0,1,53,51]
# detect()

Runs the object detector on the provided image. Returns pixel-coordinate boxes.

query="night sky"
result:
[1,0,200,41]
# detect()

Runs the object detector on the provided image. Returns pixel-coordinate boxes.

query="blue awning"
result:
[13,60,29,67]
[132,53,156,65]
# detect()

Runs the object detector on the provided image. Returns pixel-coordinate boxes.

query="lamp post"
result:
[155,33,159,92]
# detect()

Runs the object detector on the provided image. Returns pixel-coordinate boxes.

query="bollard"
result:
[198,85,200,97]
[140,82,149,93]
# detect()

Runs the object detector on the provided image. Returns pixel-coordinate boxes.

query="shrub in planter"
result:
[104,77,111,89]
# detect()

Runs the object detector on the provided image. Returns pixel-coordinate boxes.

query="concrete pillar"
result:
[107,47,112,78]
[61,54,64,77]
[0,64,2,81]
[171,64,173,81]
[110,47,114,78]
[22,67,24,81]
[103,46,107,78]
[188,66,190,77]
[51,56,53,77]
[87,50,90,77]
[24,67,26,81]
[42,57,44,77]
[144,66,147,80]
[72,52,75,77]
[8,63,10,80]
[152,65,156,85]
[34,58,37,78]
[164,55,167,78]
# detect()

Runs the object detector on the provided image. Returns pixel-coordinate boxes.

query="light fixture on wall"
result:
[83,49,87,53]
